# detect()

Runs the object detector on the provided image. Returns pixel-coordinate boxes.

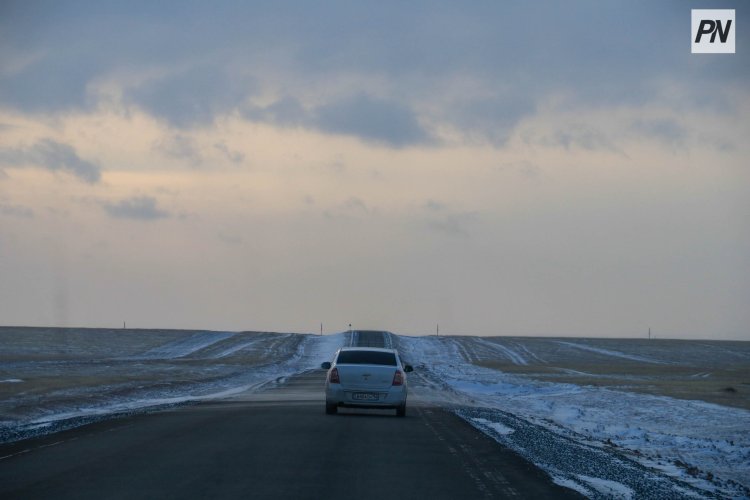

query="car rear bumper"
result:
[326,385,406,408]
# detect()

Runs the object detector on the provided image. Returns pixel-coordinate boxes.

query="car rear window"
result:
[336,350,397,366]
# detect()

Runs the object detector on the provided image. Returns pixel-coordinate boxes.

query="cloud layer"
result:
[0,139,101,182]
[2,2,745,146]
[103,196,170,220]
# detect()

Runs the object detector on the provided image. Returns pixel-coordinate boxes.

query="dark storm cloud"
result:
[102,196,170,220]
[0,139,101,182]
[1,1,747,142]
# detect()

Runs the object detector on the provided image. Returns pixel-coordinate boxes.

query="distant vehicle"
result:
[321,347,414,417]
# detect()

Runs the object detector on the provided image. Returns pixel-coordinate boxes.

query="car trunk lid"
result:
[336,365,397,391]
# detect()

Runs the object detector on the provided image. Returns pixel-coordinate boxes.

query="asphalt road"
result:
[0,331,580,499]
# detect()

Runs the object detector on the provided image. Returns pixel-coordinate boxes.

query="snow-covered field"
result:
[396,335,750,499]
[2,327,748,498]
[0,327,347,442]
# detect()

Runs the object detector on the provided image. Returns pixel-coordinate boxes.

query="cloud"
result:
[0,203,34,218]
[313,94,431,147]
[154,134,202,165]
[424,199,447,211]
[630,118,687,149]
[102,196,170,220]
[496,160,541,179]
[213,142,245,164]
[244,94,432,148]
[420,202,478,237]
[0,51,102,113]
[126,65,255,128]
[242,97,308,128]
[0,1,747,160]
[1,3,747,148]
[342,197,369,213]
[556,126,628,156]
[425,212,478,238]
[0,139,101,183]
[323,196,374,220]
[445,95,536,146]
[523,124,625,156]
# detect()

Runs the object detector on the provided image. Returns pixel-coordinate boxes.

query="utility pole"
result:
[648,327,651,340]
[123,321,126,329]
[320,323,323,336]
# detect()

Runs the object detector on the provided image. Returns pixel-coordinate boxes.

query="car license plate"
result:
[352,392,378,401]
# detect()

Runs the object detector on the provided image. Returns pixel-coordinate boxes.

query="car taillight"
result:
[392,370,404,386]
[329,367,340,384]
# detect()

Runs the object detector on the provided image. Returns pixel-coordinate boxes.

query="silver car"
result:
[321,347,414,417]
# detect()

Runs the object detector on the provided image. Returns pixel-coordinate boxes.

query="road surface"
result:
[0,331,580,499]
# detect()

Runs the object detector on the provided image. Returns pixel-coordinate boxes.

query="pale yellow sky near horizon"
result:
[2,99,748,339]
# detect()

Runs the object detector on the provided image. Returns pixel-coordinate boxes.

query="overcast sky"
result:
[1,1,748,339]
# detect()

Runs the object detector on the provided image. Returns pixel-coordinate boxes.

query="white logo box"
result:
[692,9,735,54]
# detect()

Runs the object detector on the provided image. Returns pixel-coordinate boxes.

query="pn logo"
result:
[692,9,735,53]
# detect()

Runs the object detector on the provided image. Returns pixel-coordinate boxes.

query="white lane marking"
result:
[0,438,74,461]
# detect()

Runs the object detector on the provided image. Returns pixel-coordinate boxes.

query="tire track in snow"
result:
[554,341,665,364]
[514,343,547,364]
[450,338,476,363]
[210,339,264,359]
[131,332,236,360]
[472,338,529,366]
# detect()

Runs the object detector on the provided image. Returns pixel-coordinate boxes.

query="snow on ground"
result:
[297,332,347,368]
[470,417,514,436]
[3,327,747,498]
[0,329,347,443]
[472,337,529,365]
[396,335,750,498]
[554,340,666,364]
[211,339,265,359]
[131,331,236,359]
[576,476,636,499]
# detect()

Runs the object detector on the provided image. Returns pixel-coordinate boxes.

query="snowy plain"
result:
[395,335,750,499]
[0,327,346,442]
[1,327,748,498]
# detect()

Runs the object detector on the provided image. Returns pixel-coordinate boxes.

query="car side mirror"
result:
[321,362,332,370]
[404,364,413,373]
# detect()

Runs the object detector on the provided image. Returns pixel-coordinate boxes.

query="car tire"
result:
[325,401,338,415]
[396,403,406,417]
